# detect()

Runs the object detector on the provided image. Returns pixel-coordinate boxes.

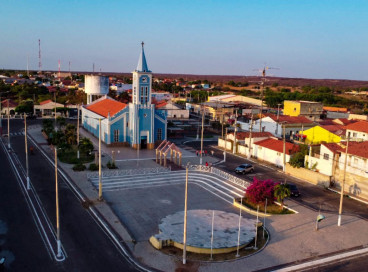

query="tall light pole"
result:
[24,113,30,190]
[283,123,286,172]
[183,163,190,264]
[338,134,350,226]
[54,147,62,257]
[0,93,2,136]
[248,115,253,158]
[98,118,102,201]
[54,92,57,130]
[7,99,10,149]
[200,105,205,165]
[77,104,80,159]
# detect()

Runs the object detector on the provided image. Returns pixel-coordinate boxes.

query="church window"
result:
[157,128,162,140]
[114,129,119,142]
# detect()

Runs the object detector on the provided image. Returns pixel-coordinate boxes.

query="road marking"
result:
[0,138,65,262]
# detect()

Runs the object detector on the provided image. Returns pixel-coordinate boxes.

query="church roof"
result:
[136,42,151,72]
[86,98,127,118]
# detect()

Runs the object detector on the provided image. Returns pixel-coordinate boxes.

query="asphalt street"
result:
[181,139,368,220]
[1,119,138,271]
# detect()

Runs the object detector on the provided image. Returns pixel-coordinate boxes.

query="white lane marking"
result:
[0,139,65,261]
[27,135,153,271]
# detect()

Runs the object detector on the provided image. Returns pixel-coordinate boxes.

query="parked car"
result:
[287,184,300,197]
[235,163,254,174]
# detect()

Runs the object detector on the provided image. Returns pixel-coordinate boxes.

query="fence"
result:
[87,166,171,179]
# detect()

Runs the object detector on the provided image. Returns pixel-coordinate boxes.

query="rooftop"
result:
[265,114,314,124]
[86,98,127,118]
[345,120,368,134]
[254,138,299,155]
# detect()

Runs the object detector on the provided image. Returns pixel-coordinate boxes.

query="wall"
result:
[334,167,368,201]
[303,126,341,144]
[349,114,368,121]
[285,164,330,187]
[346,129,368,141]
[284,101,301,117]
[218,138,233,151]
[253,144,289,168]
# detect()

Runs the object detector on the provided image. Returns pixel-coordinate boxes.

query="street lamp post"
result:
[7,99,10,149]
[24,113,30,190]
[338,134,350,226]
[77,104,80,159]
[98,118,102,201]
[54,147,62,257]
[200,105,205,165]
[183,163,190,264]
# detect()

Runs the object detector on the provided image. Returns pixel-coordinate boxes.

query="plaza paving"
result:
[27,126,368,271]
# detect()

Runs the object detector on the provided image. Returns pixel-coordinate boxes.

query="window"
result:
[353,132,357,137]
[157,128,162,140]
[323,153,329,160]
[277,152,281,156]
[114,129,119,143]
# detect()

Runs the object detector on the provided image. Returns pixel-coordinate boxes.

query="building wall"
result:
[302,126,341,144]
[284,101,301,117]
[348,114,368,121]
[154,109,167,142]
[346,129,368,141]
[285,164,330,187]
[252,144,290,168]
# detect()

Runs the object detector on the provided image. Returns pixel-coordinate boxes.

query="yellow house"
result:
[300,126,341,144]
[284,100,323,121]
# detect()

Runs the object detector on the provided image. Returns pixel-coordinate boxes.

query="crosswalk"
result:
[89,170,246,204]
[3,132,24,137]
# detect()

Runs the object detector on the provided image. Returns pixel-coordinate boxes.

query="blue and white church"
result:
[81,43,167,149]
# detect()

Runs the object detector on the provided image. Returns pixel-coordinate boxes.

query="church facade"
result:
[81,43,167,149]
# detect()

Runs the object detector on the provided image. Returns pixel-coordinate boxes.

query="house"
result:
[284,100,323,121]
[227,131,272,146]
[323,106,349,119]
[158,101,189,120]
[252,138,299,168]
[1,99,18,115]
[34,99,65,117]
[238,114,315,138]
[82,43,167,149]
[297,126,341,144]
[348,114,368,121]
[345,121,368,141]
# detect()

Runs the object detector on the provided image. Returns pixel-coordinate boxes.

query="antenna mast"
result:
[58,59,61,79]
[38,39,42,74]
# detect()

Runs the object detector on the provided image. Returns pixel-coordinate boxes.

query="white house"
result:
[252,138,299,168]
[238,114,315,138]
[159,101,189,119]
[305,143,342,176]
[345,121,368,141]
[34,99,65,117]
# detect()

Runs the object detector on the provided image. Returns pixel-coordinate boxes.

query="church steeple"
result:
[136,41,151,72]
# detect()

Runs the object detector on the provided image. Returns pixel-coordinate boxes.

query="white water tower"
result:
[85,75,109,104]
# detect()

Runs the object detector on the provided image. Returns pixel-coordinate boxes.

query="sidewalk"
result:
[28,128,368,272]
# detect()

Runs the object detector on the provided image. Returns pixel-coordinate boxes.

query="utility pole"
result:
[7,99,10,149]
[283,124,286,172]
[77,104,80,159]
[98,118,102,201]
[183,164,189,264]
[277,103,281,121]
[248,115,253,158]
[54,92,57,130]
[55,148,62,257]
[24,113,30,190]
[338,134,350,226]
[200,105,205,165]
[38,39,42,74]
[0,93,2,136]
[259,77,264,133]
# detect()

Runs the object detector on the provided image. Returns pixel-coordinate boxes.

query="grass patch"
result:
[58,146,94,164]
[236,198,294,214]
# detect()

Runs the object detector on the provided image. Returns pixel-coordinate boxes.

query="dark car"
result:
[288,184,300,197]
[235,163,254,174]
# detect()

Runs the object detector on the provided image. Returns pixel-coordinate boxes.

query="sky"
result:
[1,0,368,80]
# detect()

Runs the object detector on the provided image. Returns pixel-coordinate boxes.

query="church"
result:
[81,43,167,149]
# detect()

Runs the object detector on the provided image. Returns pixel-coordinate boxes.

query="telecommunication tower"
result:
[38,39,42,74]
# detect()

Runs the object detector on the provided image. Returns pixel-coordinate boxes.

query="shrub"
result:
[106,161,117,169]
[73,163,86,172]
[245,177,278,204]
[88,163,99,171]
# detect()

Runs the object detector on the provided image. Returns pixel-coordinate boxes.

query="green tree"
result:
[274,184,291,209]
[79,137,94,156]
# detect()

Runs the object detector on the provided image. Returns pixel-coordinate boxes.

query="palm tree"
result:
[274,184,291,210]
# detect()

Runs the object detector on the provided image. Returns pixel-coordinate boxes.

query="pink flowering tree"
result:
[245,177,278,204]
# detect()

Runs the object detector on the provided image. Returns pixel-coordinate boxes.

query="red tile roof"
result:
[345,121,368,133]
[254,138,299,155]
[322,143,344,154]
[320,125,345,135]
[323,106,348,113]
[86,98,127,118]
[40,99,53,105]
[155,101,167,109]
[229,131,273,140]
[346,141,368,159]
[1,99,18,107]
[333,118,355,126]
[266,114,313,124]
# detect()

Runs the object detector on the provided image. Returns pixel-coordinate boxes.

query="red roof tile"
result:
[346,141,368,159]
[323,106,348,113]
[266,114,313,124]
[322,143,344,154]
[254,138,299,155]
[345,121,368,133]
[155,101,167,109]
[86,98,127,118]
[229,131,273,140]
[40,99,53,105]
[1,99,18,107]
[320,125,345,134]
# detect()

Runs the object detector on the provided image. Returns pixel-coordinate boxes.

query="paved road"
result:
[1,119,138,271]
[181,139,368,220]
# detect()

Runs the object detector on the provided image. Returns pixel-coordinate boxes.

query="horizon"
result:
[1,1,367,81]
